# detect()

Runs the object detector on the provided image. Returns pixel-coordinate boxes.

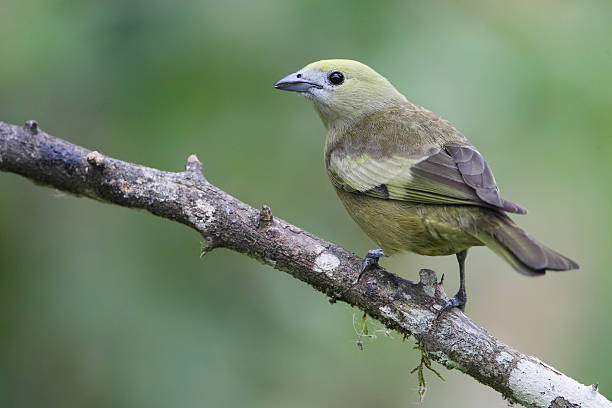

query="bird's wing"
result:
[328,143,527,214]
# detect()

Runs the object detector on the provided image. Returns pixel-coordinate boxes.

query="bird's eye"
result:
[328,71,345,85]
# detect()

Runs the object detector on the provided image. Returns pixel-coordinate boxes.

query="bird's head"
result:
[274,59,405,130]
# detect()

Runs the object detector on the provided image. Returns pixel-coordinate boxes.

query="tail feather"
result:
[540,245,580,271]
[477,213,579,276]
[493,220,547,270]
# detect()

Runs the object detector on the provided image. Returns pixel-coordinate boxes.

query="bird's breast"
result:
[332,187,482,256]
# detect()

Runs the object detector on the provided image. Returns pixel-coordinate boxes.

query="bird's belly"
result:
[334,188,483,256]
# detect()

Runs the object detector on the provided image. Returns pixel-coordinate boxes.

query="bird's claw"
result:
[440,288,467,313]
[356,248,386,282]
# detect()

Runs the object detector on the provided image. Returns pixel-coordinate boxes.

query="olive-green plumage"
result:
[274,59,578,283]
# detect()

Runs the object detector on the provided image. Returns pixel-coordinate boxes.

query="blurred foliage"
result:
[1,0,611,406]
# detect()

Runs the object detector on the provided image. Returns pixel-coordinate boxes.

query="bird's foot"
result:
[356,248,386,283]
[440,288,467,313]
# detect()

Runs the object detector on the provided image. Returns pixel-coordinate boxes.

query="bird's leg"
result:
[441,249,468,312]
[357,248,386,282]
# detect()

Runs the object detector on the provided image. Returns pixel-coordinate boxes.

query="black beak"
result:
[274,72,323,92]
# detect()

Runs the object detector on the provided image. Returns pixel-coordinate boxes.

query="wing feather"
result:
[327,143,527,214]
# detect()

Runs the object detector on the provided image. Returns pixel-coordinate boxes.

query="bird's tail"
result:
[476,212,579,276]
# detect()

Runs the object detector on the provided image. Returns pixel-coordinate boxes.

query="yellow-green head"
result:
[274,59,406,130]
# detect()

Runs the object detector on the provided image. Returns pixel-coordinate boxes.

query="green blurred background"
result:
[1,0,611,406]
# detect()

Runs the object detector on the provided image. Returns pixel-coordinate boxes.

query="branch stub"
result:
[258,205,273,229]
[185,154,206,182]
[418,268,438,286]
[86,151,106,168]
[24,120,39,134]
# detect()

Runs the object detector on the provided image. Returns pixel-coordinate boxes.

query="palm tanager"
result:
[274,59,578,310]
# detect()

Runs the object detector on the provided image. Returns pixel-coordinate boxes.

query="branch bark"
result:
[0,120,608,408]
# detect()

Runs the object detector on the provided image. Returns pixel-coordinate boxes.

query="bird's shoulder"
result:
[325,101,467,164]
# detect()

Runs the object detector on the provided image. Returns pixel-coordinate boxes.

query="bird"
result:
[273,59,578,311]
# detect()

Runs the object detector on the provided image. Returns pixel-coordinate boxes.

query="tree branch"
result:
[0,120,608,408]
